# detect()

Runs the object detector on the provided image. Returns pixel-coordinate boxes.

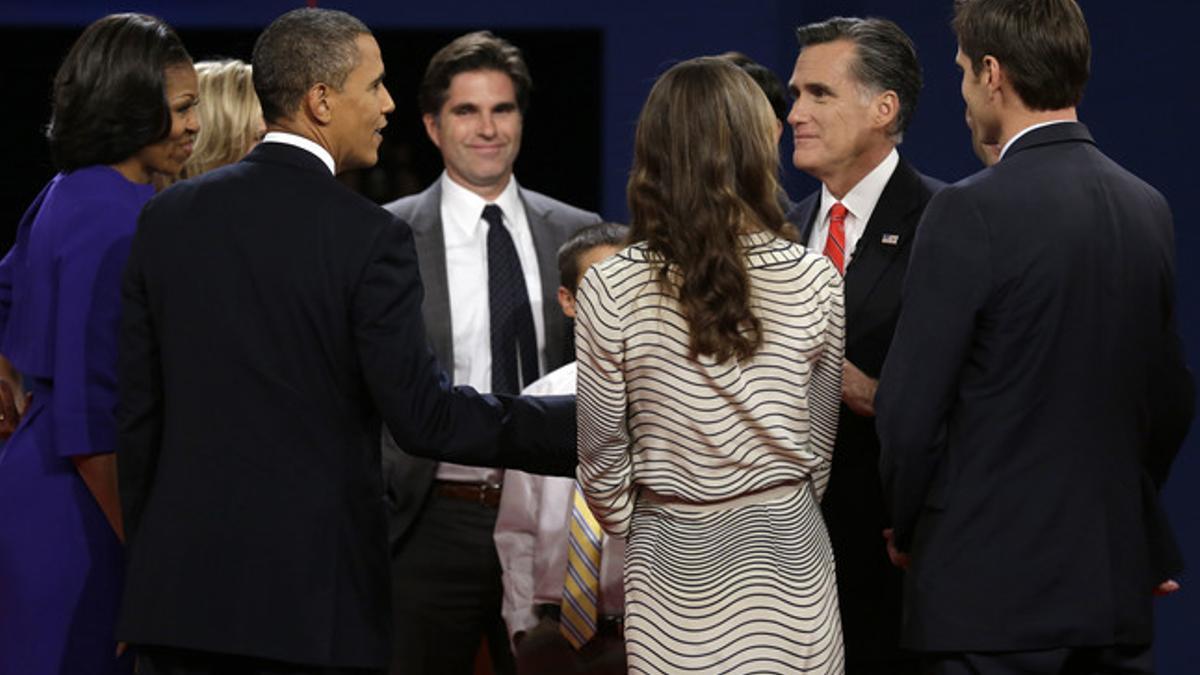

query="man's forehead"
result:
[444,69,518,103]
[351,35,385,78]
[795,41,855,72]
[450,68,515,88]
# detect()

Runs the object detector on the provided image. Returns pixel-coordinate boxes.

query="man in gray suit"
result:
[382,31,601,675]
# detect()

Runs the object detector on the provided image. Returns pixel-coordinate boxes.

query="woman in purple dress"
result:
[0,14,197,674]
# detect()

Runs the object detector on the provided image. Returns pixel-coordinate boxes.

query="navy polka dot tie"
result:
[483,204,539,394]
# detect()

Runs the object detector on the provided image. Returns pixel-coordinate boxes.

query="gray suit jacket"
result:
[380,179,601,548]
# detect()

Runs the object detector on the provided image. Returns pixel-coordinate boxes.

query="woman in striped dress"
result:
[575,57,846,674]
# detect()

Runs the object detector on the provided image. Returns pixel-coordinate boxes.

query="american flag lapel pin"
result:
[881,233,900,246]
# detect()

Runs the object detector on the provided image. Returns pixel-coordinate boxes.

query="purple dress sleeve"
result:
[51,196,139,456]
[0,167,153,458]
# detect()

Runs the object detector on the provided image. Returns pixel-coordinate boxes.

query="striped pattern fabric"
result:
[560,483,604,648]
[575,231,846,673]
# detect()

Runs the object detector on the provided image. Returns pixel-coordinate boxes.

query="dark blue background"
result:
[3,0,1195,667]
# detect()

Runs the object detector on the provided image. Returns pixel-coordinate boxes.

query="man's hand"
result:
[883,528,910,570]
[1154,579,1181,597]
[842,360,879,417]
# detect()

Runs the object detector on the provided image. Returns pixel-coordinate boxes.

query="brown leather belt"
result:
[432,480,503,508]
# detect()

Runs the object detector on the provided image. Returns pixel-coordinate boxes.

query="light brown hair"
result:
[627,56,792,363]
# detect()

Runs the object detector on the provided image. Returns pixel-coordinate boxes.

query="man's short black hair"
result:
[558,222,629,293]
[253,8,371,123]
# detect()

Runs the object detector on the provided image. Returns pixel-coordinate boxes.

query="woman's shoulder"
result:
[34,166,153,244]
[743,230,841,289]
[54,165,153,199]
[45,166,155,218]
[741,230,811,265]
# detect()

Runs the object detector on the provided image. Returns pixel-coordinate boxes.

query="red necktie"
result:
[824,202,848,275]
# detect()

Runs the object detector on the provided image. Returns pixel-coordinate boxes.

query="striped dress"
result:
[575,231,846,674]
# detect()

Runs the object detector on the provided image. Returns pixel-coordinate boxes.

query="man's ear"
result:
[873,90,899,133]
[557,286,576,319]
[981,55,1003,96]
[305,83,334,125]
[422,113,442,150]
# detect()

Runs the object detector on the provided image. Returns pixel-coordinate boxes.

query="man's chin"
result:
[791,154,821,174]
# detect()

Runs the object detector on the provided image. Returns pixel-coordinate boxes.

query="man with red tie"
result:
[784,16,942,675]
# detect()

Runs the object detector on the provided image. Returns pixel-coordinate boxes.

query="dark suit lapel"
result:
[521,189,564,371]
[410,183,455,374]
[843,159,924,328]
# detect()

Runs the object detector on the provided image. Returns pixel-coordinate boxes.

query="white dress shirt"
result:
[436,172,545,483]
[806,147,900,267]
[493,361,626,645]
[261,131,335,175]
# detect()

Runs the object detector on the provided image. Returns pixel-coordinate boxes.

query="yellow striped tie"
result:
[560,483,603,649]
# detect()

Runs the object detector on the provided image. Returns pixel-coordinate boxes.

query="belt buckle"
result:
[478,482,501,507]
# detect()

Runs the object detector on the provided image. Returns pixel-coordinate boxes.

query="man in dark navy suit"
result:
[876,1,1194,673]
[785,17,940,675]
[117,9,574,674]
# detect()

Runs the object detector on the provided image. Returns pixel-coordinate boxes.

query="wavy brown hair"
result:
[627,57,792,363]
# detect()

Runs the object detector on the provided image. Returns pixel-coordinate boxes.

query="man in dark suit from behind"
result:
[784,16,940,675]
[379,31,601,675]
[117,9,575,674]
[876,1,1194,673]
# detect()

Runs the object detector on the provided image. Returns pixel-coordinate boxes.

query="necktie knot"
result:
[829,201,848,223]
[482,203,504,230]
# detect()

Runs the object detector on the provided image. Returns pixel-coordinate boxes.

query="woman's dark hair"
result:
[627,57,792,363]
[47,13,192,171]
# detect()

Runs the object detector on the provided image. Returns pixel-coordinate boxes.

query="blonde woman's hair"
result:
[178,59,263,180]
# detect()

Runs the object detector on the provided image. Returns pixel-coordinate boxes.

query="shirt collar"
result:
[999,120,1075,160]
[818,147,899,222]
[262,131,336,175]
[440,172,523,236]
